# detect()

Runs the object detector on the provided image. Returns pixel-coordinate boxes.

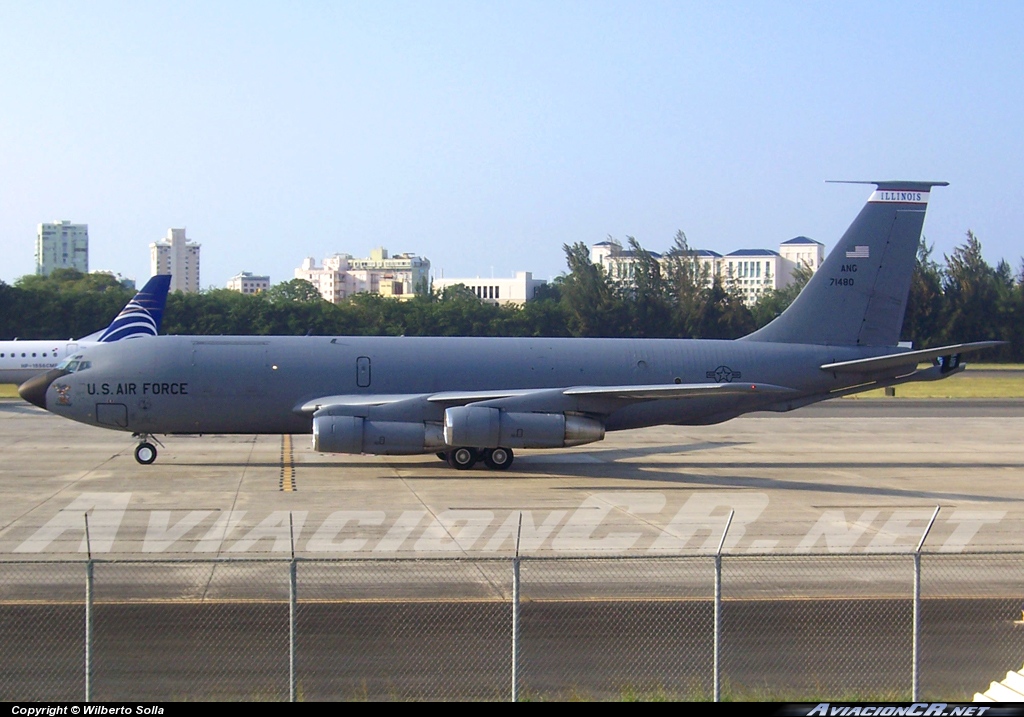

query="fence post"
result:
[289,512,297,703]
[713,510,734,703]
[912,506,940,701]
[512,513,522,703]
[84,513,93,703]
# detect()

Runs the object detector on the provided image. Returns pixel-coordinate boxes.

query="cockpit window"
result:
[56,355,91,373]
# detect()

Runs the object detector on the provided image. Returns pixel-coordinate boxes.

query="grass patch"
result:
[850,379,1024,399]
[0,384,20,399]
[848,370,1024,399]
[967,363,1024,370]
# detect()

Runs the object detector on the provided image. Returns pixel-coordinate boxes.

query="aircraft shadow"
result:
[364,449,1023,503]
[0,401,42,415]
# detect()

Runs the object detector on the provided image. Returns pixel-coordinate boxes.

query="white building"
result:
[722,249,795,302]
[295,248,430,303]
[35,221,88,276]
[592,236,823,305]
[433,271,548,305]
[778,236,825,272]
[590,241,663,283]
[150,228,201,293]
[226,271,270,295]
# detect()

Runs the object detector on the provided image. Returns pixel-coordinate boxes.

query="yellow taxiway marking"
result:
[280,434,295,492]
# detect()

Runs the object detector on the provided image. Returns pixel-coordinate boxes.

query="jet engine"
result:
[312,415,446,455]
[443,406,604,449]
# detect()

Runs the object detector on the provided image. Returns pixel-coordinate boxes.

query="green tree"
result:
[557,242,627,337]
[751,261,813,328]
[266,279,322,304]
[623,236,672,337]
[943,231,1001,346]
[662,231,711,337]
[900,238,946,347]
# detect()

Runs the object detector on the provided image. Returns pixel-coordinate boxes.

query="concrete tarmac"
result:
[1,398,1024,558]
[1,398,1024,701]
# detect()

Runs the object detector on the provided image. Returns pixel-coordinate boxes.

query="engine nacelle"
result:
[443,406,604,449]
[312,415,445,455]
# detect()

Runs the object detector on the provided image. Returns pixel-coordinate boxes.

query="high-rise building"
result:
[35,221,88,276]
[150,228,201,293]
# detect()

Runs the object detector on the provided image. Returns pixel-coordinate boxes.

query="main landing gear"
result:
[441,447,515,471]
[132,433,162,465]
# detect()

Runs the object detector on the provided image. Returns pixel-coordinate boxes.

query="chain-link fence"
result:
[1,552,1022,701]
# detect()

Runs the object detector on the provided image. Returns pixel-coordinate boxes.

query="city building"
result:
[722,249,794,302]
[150,228,201,293]
[778,236,825,272]
[592,236,823,305]
[295,248,430,303]
[433,271,548,305]
[589,241,663,283]
[226,272,270,295]
[35,221,88,276]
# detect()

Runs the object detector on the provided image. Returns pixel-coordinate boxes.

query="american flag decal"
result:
[846,245,869,259]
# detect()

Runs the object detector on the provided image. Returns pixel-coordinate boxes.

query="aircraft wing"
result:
[562,382,793,400]
[297,394,434,413]
[820,341,1004,374]
[296,382,796,417]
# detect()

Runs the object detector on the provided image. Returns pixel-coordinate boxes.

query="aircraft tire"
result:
[436,452,448,461]
[483,447,514,470]
[446,447,477,470]
[135,442,157,465]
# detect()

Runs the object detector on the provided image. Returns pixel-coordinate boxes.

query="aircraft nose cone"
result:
[18,369,63,410]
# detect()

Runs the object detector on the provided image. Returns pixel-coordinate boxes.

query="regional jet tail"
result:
[0,274,171,386]
[19,183,1001,470]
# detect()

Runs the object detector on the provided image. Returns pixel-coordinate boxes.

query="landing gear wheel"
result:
[446,447,478,470]
[135,442,157,465]
[436,452,448,461]
[483,447,514,470]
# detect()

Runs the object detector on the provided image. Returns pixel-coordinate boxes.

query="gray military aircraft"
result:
[20,182,999,469]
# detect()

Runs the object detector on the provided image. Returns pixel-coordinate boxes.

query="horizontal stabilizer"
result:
[820,341,1004,373]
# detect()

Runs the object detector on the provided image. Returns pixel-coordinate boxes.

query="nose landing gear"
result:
[132,433,163,465]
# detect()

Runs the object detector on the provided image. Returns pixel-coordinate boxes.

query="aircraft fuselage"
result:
[34,334,894,436]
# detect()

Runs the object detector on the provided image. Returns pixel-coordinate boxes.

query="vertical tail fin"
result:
[95,275,172,342]
[742,181,947,346]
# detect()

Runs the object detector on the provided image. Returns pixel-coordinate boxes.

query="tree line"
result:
[1,230,1020,360]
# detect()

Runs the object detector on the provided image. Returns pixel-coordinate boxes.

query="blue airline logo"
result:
[97,275,171,343]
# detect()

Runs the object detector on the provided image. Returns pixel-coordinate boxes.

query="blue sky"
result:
[1,1,1022,287]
